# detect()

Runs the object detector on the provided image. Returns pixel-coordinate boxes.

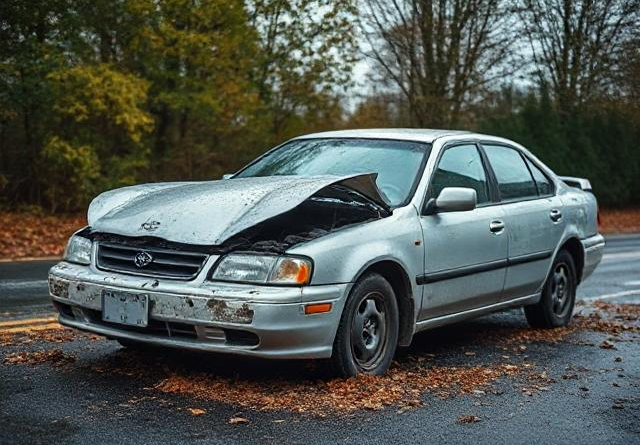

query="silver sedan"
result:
[48,129,604,376]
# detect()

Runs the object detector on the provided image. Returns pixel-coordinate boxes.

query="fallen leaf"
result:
[457,415,481,424]
[187,408,206,416]
[3,349,75,366]
[561,373,578,380]
[155,364,519,416]
[228,417,249,425]
[0,211,86,259]
[599,209,640,234]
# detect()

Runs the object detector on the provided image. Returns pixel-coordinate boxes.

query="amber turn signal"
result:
[304,302,332,315]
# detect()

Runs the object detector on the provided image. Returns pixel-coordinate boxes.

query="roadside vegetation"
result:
[1,0,638,213]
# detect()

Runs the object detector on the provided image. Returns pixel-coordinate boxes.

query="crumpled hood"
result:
[88,174,389,246]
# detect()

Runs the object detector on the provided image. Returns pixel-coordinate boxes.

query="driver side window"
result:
[431,144,490,204]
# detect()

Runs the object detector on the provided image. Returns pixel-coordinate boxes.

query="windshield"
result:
[234,138,430,206]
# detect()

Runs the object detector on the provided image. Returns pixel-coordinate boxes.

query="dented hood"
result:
[88,174,389,245]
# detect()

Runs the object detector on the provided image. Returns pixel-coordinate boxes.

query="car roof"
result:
[294,128,474,144]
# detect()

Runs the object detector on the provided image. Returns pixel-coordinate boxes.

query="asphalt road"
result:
[1,235,639,444]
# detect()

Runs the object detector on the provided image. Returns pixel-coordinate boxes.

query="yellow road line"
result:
[0,317,58,328]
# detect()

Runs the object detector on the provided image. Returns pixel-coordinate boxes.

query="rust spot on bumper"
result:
[206,299,254,324]
[49,277,70,299]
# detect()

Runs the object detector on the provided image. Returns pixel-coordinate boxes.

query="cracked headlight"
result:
[64,235,92,265]
[210,254,312,285]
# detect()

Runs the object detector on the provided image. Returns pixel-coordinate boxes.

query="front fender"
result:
[289,205,424,297]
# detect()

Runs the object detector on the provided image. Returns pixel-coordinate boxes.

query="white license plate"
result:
[102,290,149,327]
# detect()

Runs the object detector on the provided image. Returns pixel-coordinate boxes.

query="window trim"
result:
[522,153,555,198]
[478,141,556,205]
[422,141,498,213]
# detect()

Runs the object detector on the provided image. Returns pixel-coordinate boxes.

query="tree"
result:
[347,94,399,128]
[360,0,517,127]
[0,0,77,203]
[39,137,100,212]
[46,63,154,195]
[618,35,640,107]
[518,0,640,115]
[121,0,261,180]
[248,0,358,142]
[0,0,360,210]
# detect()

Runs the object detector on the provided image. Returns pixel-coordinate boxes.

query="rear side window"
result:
[431,144,490,204]
[483,145,537,200]
[524,157,553,196]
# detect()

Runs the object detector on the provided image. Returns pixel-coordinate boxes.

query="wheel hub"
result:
[350,293,388,370]
[551,263,571,316]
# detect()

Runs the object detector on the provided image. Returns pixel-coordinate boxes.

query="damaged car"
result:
[48,129,604,376]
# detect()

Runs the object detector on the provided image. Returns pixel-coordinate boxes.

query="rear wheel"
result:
[524,249,577,328]
[331,272,399,377]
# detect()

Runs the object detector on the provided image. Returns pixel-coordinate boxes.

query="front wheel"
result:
[331,272,399,377]
[524,249,577,328]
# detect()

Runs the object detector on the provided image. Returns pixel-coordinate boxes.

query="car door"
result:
[418,143,508,320]
[481,144,565,300]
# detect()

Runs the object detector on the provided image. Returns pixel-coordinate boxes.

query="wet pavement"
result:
[1,235,639,444]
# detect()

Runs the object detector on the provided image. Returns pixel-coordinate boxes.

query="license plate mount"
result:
[102,290,149,327]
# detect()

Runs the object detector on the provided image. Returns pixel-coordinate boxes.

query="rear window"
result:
[483,145,537,200]
[525,157,553,196]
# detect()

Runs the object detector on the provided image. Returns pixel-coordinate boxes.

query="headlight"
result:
[64,235,92,265]
[211,254,312,285]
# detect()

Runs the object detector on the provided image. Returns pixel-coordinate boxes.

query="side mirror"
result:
[222,173,233,180]
[424,187,477,215]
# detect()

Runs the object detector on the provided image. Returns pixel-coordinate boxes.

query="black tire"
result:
[524,249,577,328]
[331,272,399,377]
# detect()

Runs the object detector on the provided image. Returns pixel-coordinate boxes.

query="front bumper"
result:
[48,262,349,359]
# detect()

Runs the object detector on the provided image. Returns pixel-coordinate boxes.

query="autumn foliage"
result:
[0,212,85,259]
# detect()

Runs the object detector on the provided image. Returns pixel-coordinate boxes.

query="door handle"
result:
[489,220,505,233]
[550,209,562,222]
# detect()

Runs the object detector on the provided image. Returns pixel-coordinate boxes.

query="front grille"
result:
[96,243,208,280]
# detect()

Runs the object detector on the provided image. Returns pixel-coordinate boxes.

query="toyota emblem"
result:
[134,251,153,268]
